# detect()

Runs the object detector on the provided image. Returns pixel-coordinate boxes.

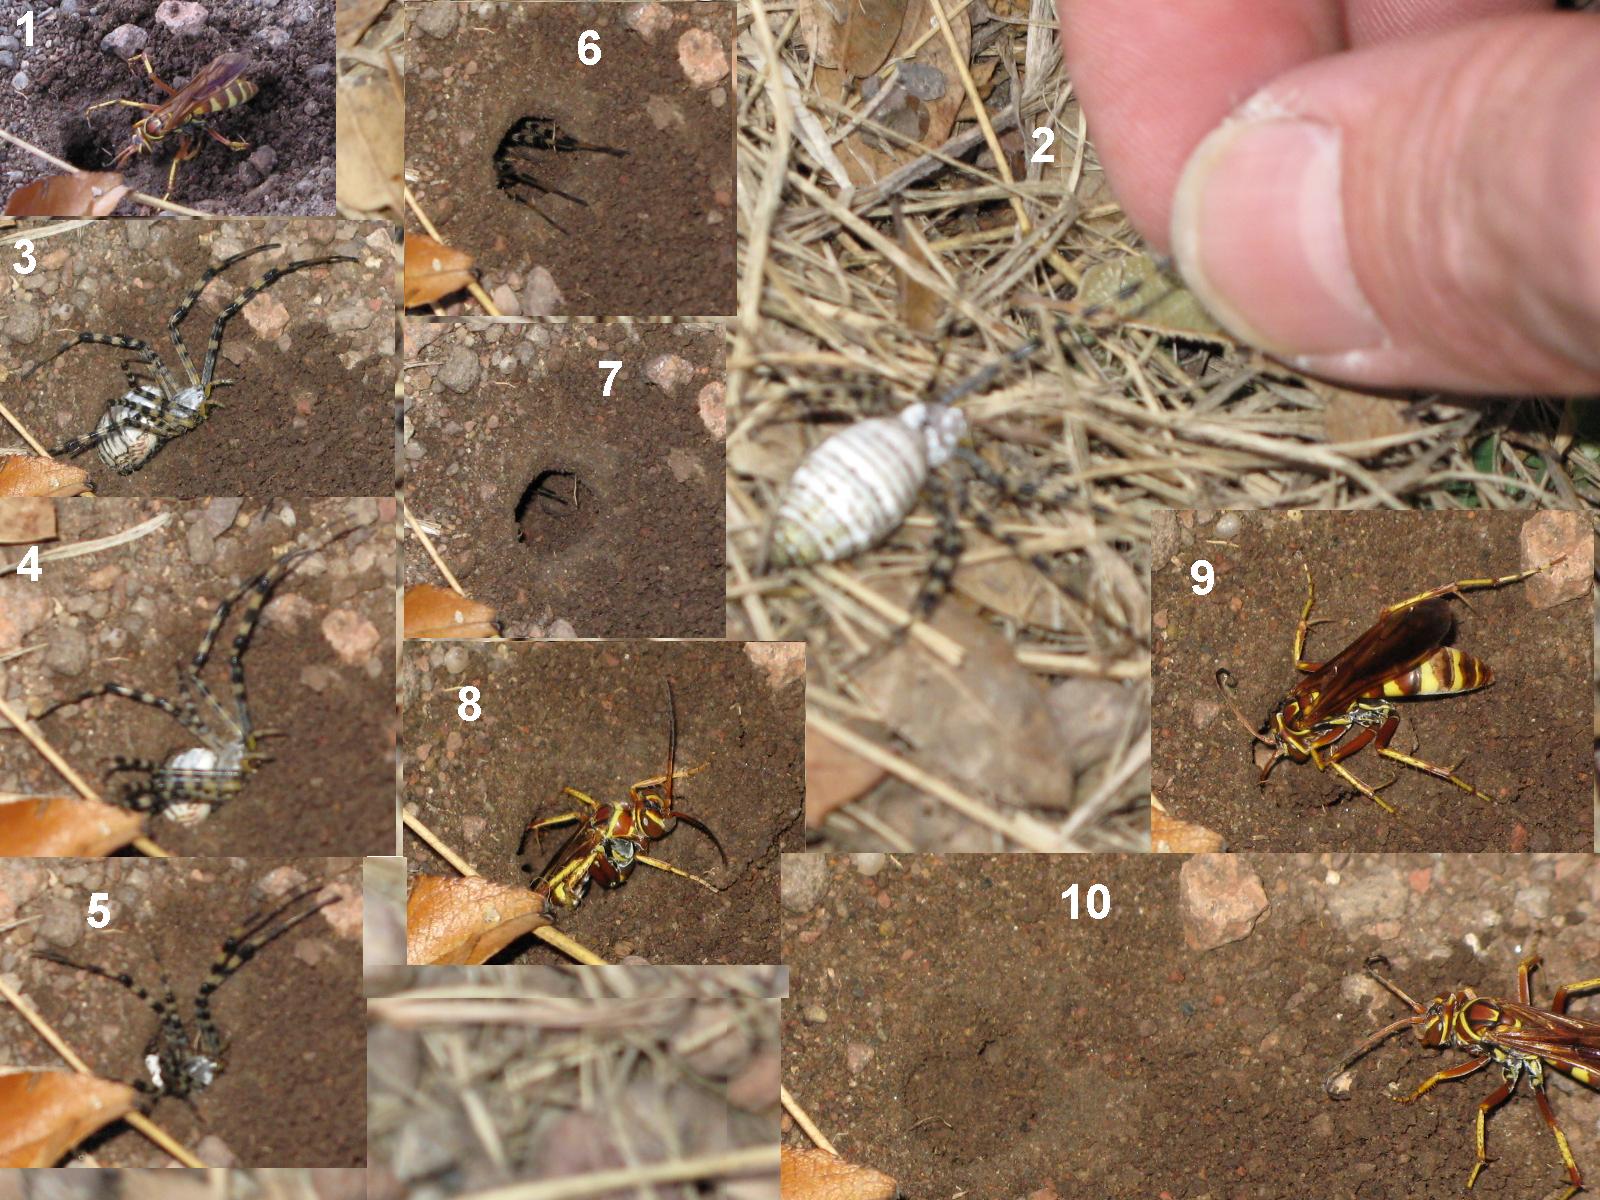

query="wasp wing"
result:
[1294,597,1454,725]
[160,52,251,118]
[1484,1002,1600,1085]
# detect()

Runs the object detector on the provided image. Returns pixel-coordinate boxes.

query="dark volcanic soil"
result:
[0,0,336,215]
[404,1,735,317]
[1150,510,1592,851]
[0,219,395,499]
[0,858,364,1165]
[783,853,1600,1200]
[401,639,804,965]
[0,498,397,856]
[403,320,725,638]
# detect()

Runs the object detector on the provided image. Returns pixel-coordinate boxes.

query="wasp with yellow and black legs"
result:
[1326,955,1600,1200]
[519,681,727,915]
[89,50,259,199]
[1216,558,1560,814]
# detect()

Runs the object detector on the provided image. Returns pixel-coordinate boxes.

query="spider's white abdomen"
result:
[157,744,246,826]
[766,403,967,568]
[96,392,163,473]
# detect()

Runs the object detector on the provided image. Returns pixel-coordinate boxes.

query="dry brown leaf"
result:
[840,0,910,77]
[1150,807,1225,854]
[0,455,93,498]
[1078,255,1232,345]
[1520,511,1593,609]
[3,173,129,217]
[403,235,476,308]
[780,1145,897,1200]
[0,497,55,543]
[0,1068,139,1166]
[405,874,549,965]
[336,73,403,214]
[805,724,888,828]
[857,586,1074,810]
[0,795,145,856]
[895,202,943,336]
[403,583,499,638]
[812,0,970,185]
[1316,384,1425,444]
[336,0,390,48]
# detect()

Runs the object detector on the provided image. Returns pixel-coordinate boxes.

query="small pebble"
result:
[1215,513,1241,538]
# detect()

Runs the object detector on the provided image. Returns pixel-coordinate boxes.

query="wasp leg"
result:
[1550,973,1600,1015]
[1461,1079,1515,1191]
[634,853,721,893]
[1381,561,1559,617]
[1325,759,1399,815]
[1532,1083,1584,1200]
[84,97,162,116]
[516,803,585,858]
[1292,563,1334,671]
[1373,745,1494,802]
[124,51,179,96]
[1392,1055,1490,1107]
[201,124,250,152]
[628,762,710,799]
[162,133,200,201]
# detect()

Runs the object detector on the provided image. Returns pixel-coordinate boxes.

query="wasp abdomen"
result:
[765,402,967,569]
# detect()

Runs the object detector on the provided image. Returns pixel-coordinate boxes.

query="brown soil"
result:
[0,499,397,856]
[1150,510,1593,851]
[783,853,1600,1200]
[405,2,736,317]
[0,857,365,1166]
[0,219,395,498]
[403,320,725,638]
[401,639,804,964]
[0,0,336,215]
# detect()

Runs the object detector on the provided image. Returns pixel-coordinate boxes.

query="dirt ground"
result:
[403,320,725,638]
[405,2,736,317]
[401,639,804,964]
[0,858,364,1166]
[0,499,397,856]
[1151,510,1593,852]
[0,0,335,214]
[0,219,395,498]
[782,853,1600,1200]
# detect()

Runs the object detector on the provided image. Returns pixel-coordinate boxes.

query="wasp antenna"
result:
[1214,669,1274,746]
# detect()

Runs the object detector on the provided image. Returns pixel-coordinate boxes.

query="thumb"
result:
[1169,15,1600,394]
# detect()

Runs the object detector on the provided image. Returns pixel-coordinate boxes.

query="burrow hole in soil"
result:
[515,467,597,553]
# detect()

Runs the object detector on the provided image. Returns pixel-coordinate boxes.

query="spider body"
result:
[766,401,968,569]
[36,529,355,824]
[35,883,335,1099]
[21,243,359,475]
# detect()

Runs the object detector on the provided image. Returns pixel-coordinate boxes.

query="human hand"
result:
[1058,1,1600,394]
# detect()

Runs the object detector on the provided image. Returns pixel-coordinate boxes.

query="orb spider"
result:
[518,680,727,914]
[34,881,335,1099]
[20,243,359,475]
[493,116,628,233]
[33,528,355,825]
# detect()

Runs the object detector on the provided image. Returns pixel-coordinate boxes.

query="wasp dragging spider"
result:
[34,881,337,1100]
[20,242,359,476]
[493,115,628,233]
[31,527,358,826]
[519,681,727,915]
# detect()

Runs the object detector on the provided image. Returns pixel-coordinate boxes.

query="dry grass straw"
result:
[729,0,1598,853]
[368,974,776,1199]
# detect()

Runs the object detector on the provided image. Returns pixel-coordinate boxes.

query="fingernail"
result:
[1171,117,1387,358]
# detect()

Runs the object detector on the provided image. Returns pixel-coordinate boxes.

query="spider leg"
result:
[20,331,181,398]
[34,948,190,1090]
[194,883,335,1061]
[198,254,360,396]
[166,243,281,387]
[908,472,965,618]
[35,682,210,743]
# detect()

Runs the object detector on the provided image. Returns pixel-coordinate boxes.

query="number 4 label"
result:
[17,545,41,581]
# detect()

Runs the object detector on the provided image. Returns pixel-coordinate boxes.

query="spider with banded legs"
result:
[494,115,628,233]
[19,243,359,475]
[34,882,335,1100]
[31,527,357,825]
